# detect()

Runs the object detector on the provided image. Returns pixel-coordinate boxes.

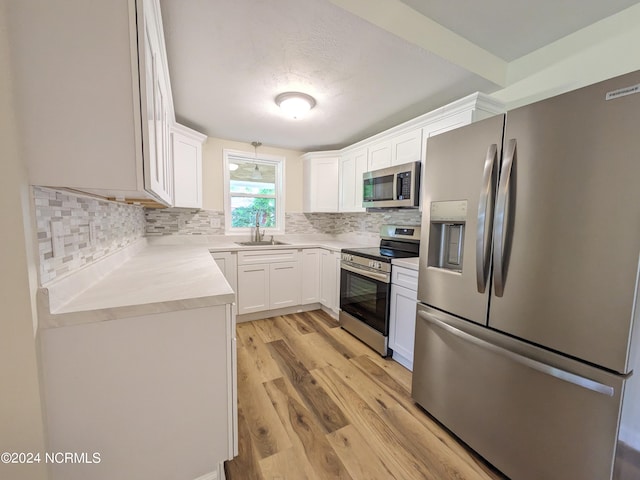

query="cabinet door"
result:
[237,264,269,314]
[270,262,301,309]
[421,110,475,164]
[303,157,339,212]
[389,283,418,370]
[334,251,341,313]
[392,129,422,166]
[339,149,367,212]
[173,124,206,208]
[141,3,173,205]
[368,141,391,170]
[320,250,337,310]
[301,249,321,304]
[212,252,237,293]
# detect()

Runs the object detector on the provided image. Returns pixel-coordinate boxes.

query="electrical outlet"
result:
[51,220,65,258]
[210,218,221,228]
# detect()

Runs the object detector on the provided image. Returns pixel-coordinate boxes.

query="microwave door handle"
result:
[476,144,498,293]
[493,138,517,297]
[395,175,401,200]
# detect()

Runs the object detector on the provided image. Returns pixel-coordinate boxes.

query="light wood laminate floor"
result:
[225,309,506,480]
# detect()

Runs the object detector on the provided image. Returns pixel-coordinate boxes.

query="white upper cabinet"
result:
[339,148,367,212]
[368,140,392,171]
[172,123,207,209]
[303,94,504,209]
[391,129,423,166]
[9,0,175,205]
[303,154,339,213]
[140,0,174,205]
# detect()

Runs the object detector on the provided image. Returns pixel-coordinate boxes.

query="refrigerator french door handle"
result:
[418,309,616,397]
[476,144,498,293]
[493,138,517,297]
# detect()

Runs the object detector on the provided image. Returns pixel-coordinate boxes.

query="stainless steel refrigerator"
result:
[412,70,640,480]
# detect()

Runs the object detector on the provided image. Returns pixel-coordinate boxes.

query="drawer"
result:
[391,266,419,291]
[237,249,299,266]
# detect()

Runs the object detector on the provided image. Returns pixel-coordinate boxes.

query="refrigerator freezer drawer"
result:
[412,304,625,480]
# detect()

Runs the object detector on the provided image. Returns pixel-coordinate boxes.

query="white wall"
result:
[202,137,304,212]
[492,3,640,109]
[0,1,48,478]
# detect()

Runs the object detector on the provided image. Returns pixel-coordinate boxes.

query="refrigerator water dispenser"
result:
[428,200,467,273]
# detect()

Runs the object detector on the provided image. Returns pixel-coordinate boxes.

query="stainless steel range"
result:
[339,225,420,356]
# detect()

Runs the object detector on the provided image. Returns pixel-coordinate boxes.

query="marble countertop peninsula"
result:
[38,240,235,329]
[38,234,378,329]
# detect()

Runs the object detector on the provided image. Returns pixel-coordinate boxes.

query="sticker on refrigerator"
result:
[605,83,640,101]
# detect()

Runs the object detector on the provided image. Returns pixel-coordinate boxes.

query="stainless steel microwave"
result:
[363,161,421,208]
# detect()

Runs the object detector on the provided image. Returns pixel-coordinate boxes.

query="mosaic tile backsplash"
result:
[34,187,146,285]
[145,208,422,236]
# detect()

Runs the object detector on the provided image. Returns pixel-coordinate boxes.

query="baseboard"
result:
[320,305,339,320]
[193,470,217,480]
[236,303,323,323]
[391,351,413,371]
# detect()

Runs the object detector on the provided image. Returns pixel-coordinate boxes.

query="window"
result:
[223,149,285,234]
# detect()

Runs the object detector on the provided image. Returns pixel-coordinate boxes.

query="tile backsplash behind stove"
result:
[144,208,422,236]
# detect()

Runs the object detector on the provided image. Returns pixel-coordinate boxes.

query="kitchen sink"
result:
[235,240,289,246]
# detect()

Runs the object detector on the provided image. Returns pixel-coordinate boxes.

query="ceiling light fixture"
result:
[251,141,262,180]
[275,92,316,119]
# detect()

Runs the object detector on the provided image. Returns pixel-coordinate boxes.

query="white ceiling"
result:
[159,0,639,152]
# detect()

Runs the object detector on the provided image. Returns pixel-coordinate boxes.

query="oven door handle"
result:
[341,263,390,283]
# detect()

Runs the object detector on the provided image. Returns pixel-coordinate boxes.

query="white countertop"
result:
[146,233,377,253]
[38,243,235,328]
[38,235,375,329]
[391,257,420,271]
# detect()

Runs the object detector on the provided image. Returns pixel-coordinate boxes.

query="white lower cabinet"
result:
[212,251,238,293]
[389,266,419,370]
[234,248,339,317]
[301,249,321,304]
[237,264,271,314]
[39,304,235,480]
[270,262,301,308]
[236,250,301,315]
[320,249,340,314]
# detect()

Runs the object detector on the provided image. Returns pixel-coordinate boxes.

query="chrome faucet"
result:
[253,211,264,242]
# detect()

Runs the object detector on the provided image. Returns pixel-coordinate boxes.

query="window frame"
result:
[223,148,286,235]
